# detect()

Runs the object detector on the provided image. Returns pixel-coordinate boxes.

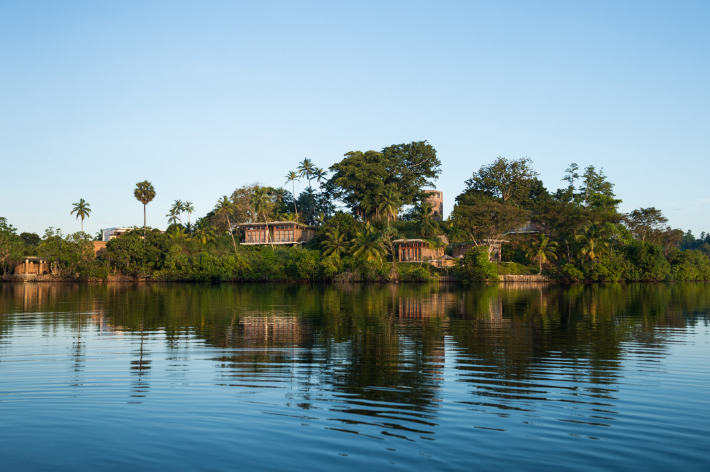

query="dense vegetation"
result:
[2,142,709,282]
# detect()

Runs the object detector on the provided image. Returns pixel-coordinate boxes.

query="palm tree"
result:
[576,224,609,261]
[215,196,238,255]
[416,202,438,237]
[350,223,383,261]
[251,187,274,250]
[167,226,190,243]
[321,228,350,257]
[184,201,195,226]
[166,209,179,226]
[172,200,184,225]
[297,158,316,211]
[314,167,327,192]
[134,181,156,239]
[531,233,559,274]
[192,219,216,246]
[284,171,300,222]
[378,188,401,226]
[70,198,91,233]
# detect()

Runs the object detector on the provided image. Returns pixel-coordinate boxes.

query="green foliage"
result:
[455,246,498,282]
[38,229,100,280]
[0,218,24,277]
[669,250,710,281]
[398,266,433,282]
[623,241,671,281]
[584,252,629,282]
[19,232,41,246]
[561,263,584,282]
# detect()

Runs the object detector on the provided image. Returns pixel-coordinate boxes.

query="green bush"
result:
[623,241,671,281]
[562,263,584,282]
[455,247,498,282]
[670,250,710,281]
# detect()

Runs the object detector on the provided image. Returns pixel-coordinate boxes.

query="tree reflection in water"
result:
[0,282,708,438]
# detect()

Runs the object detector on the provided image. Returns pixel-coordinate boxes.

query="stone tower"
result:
[424,190,443,221]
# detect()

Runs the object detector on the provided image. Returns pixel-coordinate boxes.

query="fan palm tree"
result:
[416,202,439,238]
[531,233,559,274]
[192,219,216,246]
[284,171,300,221]
[378,188,401,226]
[321,228,350,257]
[70,198,91,233]
[134,181,156,239]
[350,223,383,261]
[251,187,274,250]
[215,196,238,255]
[576,224,609,261]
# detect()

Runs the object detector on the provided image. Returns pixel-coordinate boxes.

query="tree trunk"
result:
[264,214,274,250]
[292,182,299,222]
[143,204,147,240]
[226,215,238,255]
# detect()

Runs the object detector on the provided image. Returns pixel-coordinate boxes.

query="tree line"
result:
[1,141,709,282]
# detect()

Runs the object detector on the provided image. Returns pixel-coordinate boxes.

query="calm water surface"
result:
[1,283,709,471]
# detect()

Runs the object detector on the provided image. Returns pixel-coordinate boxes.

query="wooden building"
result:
[395,239,445,262]
[238,221,316,246]
[14,257,49,275]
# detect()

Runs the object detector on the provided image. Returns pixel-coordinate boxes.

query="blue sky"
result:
[1,1,708,236]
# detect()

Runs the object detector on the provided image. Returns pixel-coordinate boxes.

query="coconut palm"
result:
[378,188,401,226]
[284,171,300,221]
[314,167,327,192]
[350,223,383,261]
[297,158,316,210]
[576,224,609,261]
[70,198,91,233]
[171,200,184,225]
[215,196,238,255]
[321,228,350,257]
[192,219,216,246]
[251,187,274,250]
[531,233,559,274]
[184,201,194,226]
[134,181,156,239]
[166,209,180,226]
[416,202,439,237]
[167,226,190,242]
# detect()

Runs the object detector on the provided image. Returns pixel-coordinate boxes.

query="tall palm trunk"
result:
[292,181,299,222]
[226,215,238,255]
[143,204,147,240]
[263,213,274,250]
[81,219,84,233]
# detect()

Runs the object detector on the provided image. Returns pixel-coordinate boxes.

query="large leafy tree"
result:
[134,181,156,238]
[0,218,24,277]
[451,201,527,258]
[462,157,538,205]
[327,141,441,219]
[625,207,669,243]
[70,198,91,233]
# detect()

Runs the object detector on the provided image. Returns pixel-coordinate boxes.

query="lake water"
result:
[1,283,709,471]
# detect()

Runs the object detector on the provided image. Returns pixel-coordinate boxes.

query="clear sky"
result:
[1,1,708,237]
